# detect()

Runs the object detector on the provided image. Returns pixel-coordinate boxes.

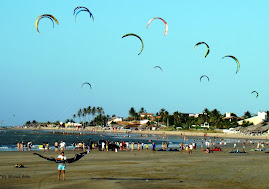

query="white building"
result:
[107,117,123,125]
[238,112,268,126]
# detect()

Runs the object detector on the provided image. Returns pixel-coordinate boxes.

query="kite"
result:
[200,75,210,82]
[194,42,210,58]
[222,55,240,74]
[81,82,92,89]
[73,6,94,22]
[251,91,258,98]
[146,17,168,36]
[33,151,89,164]
[35,14,59,33]
[152,66,163,72]
[122,33,144,55]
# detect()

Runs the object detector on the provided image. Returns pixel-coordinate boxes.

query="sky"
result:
[1,0,269,126]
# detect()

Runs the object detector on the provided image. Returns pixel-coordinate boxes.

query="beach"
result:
[1,145,269,189]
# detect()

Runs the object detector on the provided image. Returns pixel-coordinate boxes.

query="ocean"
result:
[0,129,253,151]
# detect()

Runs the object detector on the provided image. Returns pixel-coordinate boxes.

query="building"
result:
[237,112,268,126]
[107,117,123,125]
[140,113,153,120]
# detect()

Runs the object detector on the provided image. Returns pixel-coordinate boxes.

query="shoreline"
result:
[4,126,269,140]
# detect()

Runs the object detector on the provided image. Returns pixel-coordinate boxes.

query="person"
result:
[146,143,148,151]
[88,139,93,150]
[137,142,140,151]
[28,141,32,151]
[243,142,246,152]
[131,142,134,151]
[233,143,237,150]
[55,141,58,152]
[60,141,64,151]
[205,148,210,153]
[57,151,67,180]
[189,143,193,154]
[106,141,109,151]
[46,142,50,151]
[17,142,20,150]
[152,142,156,151]
[72,141,76,151]
[101,141,105,151]
[141,142,144,150]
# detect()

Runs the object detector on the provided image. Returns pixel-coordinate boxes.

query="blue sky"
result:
[1,1,269,125]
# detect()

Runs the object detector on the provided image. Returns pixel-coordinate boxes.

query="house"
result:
[107,117,123,125]
[222,112,240,122]
[140,113,153,120]
[237,112,268,126]
[201,122,210,128]
[65,122,82,128]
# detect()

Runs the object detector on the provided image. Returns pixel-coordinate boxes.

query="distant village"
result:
[22,109,269,136]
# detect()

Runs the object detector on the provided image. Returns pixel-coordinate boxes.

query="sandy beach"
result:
[1,145,269,189]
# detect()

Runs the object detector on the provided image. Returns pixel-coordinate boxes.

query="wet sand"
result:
[1,145,269,189]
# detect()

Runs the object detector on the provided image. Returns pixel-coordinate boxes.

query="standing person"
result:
[42,142,46,151]
[72,141,76,151]
[152,142,156,151]
[63,141,66,151]
[88,139,93,150]
[243,142,246,152]
[46,142,50,151]
[106,141,109,151]
[146,143,148,151]
[60,141,64,152]
[55,141,59,152]
[28,141,32,151]
[126,141,129,151]
[57,151,67,181]
[101,141,105,151]
[137,142,140,151]
[21,141,24,151]
[141,142,144,150]
[233,143,237,150]
[189,143,193,154]
[17,142,20,150]
[131,142,134,151]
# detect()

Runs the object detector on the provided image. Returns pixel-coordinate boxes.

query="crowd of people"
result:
[16,141,33,151]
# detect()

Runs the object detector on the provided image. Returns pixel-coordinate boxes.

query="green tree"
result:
[73,114,76,122]
[129,107,136,120]
[77,109,82,123]
[87,106,92,124]
[91,107,96,125]
[244,111,252,119]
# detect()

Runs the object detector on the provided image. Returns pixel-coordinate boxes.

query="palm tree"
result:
[173,111,180,125]
[244,111,252,119]
[87,106,91,124]
[83,108,87,125]
[202,108,210,122]
[77,109,82,123]
[163,111,169,126]
[97,107,104,115]
[91,107,96,125]
[139,107,146,113]
[209,109,222,128]
[73,114,76,122]
[129,107,136,120]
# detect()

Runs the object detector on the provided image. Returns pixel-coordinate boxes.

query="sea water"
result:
[0,129,258,151]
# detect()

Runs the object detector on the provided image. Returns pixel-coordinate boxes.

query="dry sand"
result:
[1,145,269,189]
